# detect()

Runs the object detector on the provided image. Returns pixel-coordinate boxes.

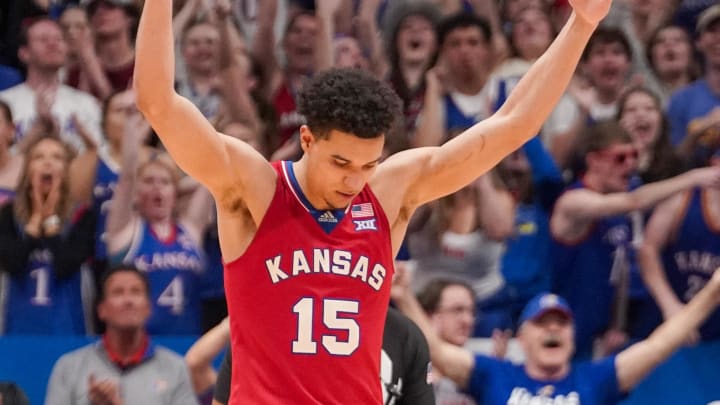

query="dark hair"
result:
[645,24,699,82]
[18,17,61,48]
[417,278,474,314]
[0,382,29,405]
[101,90,125,132]
[616,86,686,181]
[437,12,492,47]
[284,9,317,39]
[97,265,151,303]
[382,0,441,70]
[581,26,632,62]
[297,68,402,139]
[86,0,139,19]
[575,120,633,158]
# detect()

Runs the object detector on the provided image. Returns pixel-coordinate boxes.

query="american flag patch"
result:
[351,203,374,218]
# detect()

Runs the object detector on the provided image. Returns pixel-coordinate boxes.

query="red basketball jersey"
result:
[225,161,394,404]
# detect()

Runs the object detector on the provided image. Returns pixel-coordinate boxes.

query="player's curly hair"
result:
[298,68,402,139]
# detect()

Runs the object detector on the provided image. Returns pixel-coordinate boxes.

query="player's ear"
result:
[299,125,315,152]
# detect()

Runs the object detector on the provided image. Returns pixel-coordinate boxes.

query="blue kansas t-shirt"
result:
[467,355,624,405]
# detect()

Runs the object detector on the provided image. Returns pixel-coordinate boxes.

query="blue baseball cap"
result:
[519,293,574,325]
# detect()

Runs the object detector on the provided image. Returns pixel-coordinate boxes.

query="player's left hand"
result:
[568,0,612,25]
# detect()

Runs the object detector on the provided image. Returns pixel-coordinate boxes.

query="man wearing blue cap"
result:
[393,266,720,404]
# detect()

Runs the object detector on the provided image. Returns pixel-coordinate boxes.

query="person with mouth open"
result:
[0,135,96,335]
[393,261,720,405]
[104,108,214,336]
[549,120,720,361]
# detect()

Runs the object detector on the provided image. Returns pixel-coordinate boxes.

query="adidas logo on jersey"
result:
[318,211,337,223]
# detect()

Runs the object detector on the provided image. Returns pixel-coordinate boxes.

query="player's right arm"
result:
[134,0,274,207]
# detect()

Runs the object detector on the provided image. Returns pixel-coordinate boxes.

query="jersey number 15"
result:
[292,297,359,356]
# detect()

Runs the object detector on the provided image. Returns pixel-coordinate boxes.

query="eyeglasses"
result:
[596,148,638,165]
[436,305,476,319]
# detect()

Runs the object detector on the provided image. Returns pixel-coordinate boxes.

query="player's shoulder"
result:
[371,147,433,203]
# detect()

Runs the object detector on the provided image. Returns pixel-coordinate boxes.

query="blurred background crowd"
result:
[0,0,719,402]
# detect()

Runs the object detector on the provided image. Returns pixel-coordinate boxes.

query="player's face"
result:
[302,127,384,210]
[98,271,151,331]
[136,162,176,222]
[430,285,476,346]
[519,311,574,371]
[27,138,68,196]
[589,142,638,192]
[619,91,661,153]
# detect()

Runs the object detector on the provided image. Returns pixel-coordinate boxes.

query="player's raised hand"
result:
[568,0,612,25]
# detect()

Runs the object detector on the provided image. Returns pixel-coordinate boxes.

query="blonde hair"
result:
[136,150,182,186]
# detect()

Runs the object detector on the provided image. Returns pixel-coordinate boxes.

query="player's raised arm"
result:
[134,0,272,197]
[390,1,611,207]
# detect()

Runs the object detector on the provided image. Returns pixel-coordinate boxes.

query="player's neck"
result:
[292,159,331,210]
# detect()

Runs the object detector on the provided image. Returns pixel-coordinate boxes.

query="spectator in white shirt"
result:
[0,17,102,153]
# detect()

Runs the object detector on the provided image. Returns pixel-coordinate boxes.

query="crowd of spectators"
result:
[0,0,719,403]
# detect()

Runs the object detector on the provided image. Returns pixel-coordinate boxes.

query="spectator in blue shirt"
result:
[394,265,720,405]
[0,65,22,91]
[667,5,720,166]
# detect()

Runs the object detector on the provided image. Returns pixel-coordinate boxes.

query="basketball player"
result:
[212,307,435,405]
[134,0,612,403]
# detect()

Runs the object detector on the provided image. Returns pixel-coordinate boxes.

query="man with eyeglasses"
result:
[549,120,720,360]
[417,278,478,405]
[393,266,720,405]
